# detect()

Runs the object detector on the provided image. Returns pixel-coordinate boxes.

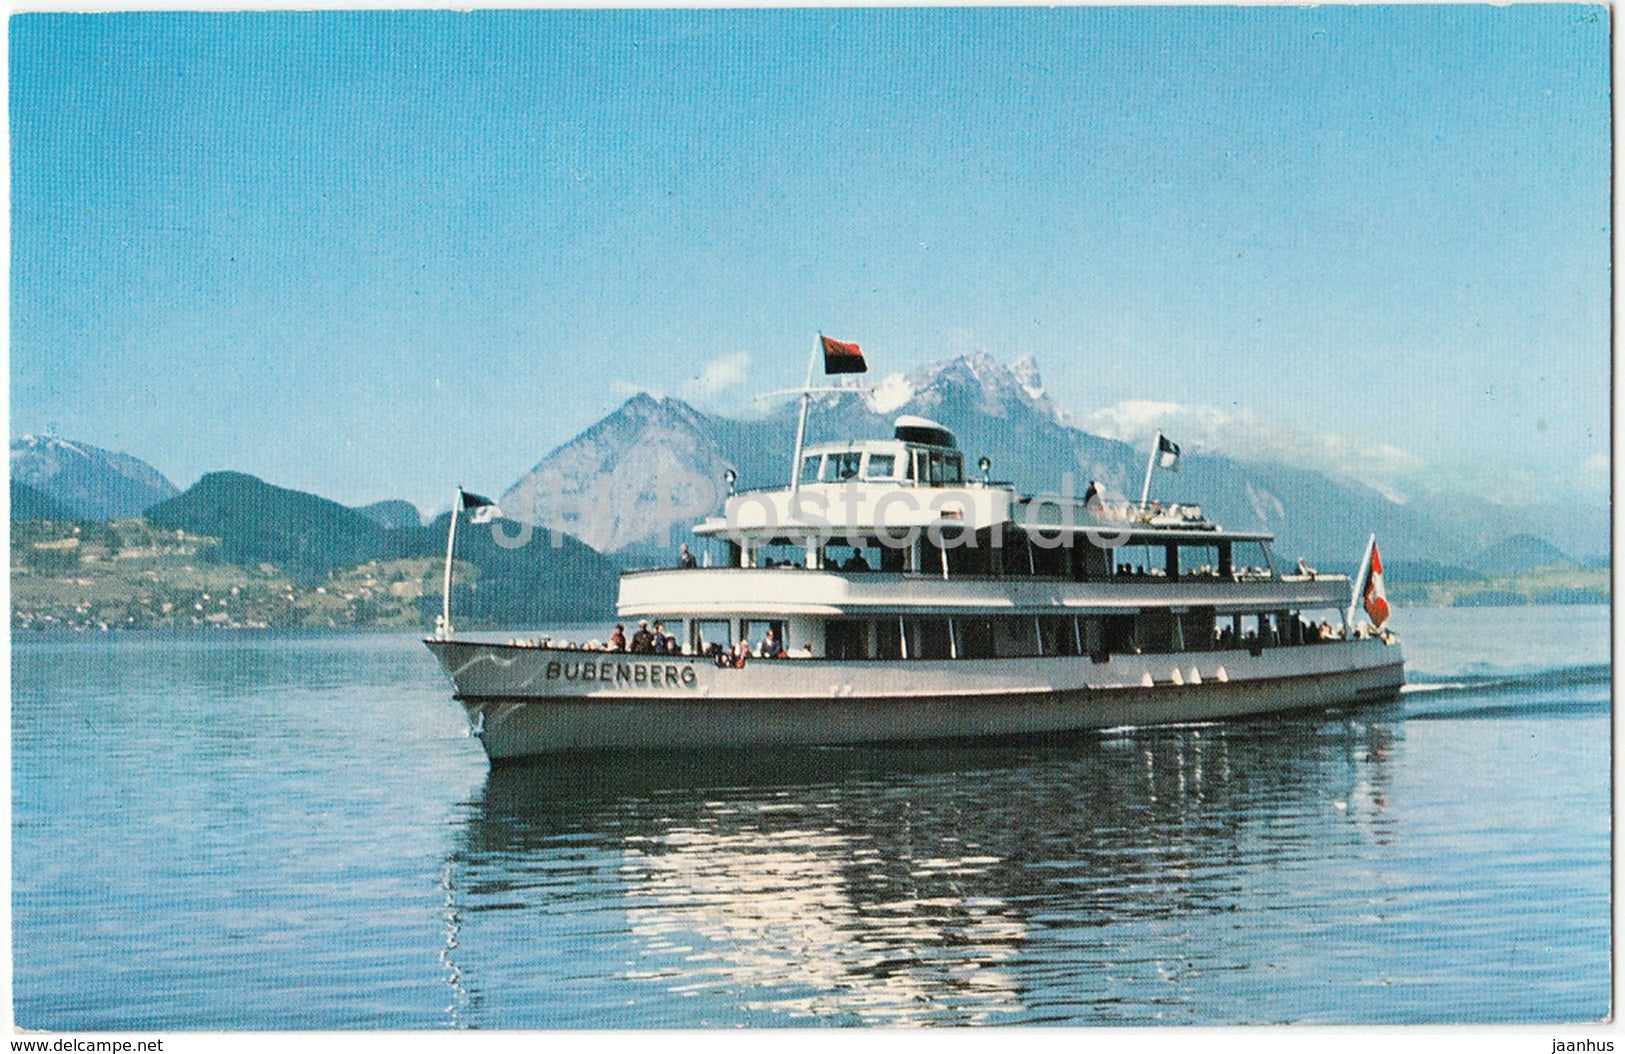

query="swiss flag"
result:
[820,335,867,374]
[1363,543,1391,627]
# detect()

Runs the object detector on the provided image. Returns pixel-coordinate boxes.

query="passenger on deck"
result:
[732,637,752,666]
[759,629,786,658]
[843,551,870,571]
[608,624,627,652]
[1296,556,1316,578]
[630,620,655,653]
[678,543,697,569]
[1084,480,1103,513]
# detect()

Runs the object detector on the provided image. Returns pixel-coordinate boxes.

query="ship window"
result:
[1082,616,1105,658]
[800,455,823,483]
[693,620,731,658]
[998,530,1036,577]
[927,451,944,485]
[1235,541,1275,579]
[904,618,953,660]
[957,617,996,659]
[829,543,878,572]
[826,619,871,660]
[944,453,963,483]
[1134,609,1181,653]
[946,532,995,576]
[1038,616,1081,657]
[758,542,806,568]
[994,617,1040,658]
[1078,543,1113,580]
[742,619,788,656]
[828,452,862,480]
[1184,607,1218,649]
[1032,539,1069,578]
[1181,545,1221,578]
[865,453,896,479]
[1103,614,1137,654]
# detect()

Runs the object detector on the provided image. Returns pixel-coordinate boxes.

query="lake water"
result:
[12,606,1611,1029]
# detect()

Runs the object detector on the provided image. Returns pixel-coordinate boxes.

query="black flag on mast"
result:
[460,490,502,523]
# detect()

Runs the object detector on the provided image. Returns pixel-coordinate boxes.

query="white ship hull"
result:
[426,638,1405,760]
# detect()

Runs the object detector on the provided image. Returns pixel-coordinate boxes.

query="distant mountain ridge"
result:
[146,472,384,583]
[1468,533,1577,575]
[11,479,78,521]
[11,434,178,519]
[498,352,1606,569]
[144,470,614,620]
[499,393,743,553]
[356,499,422,530]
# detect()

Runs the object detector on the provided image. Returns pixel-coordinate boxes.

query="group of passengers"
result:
[676,542,873,573]
[600,619,680,654]
[1207,617,1347,651]
[702,628,816,667]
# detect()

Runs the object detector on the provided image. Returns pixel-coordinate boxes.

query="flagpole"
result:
[789,337,820,496]
[1345,533,1376,630]
[1139,432,1161,512]
[440,486,462,638]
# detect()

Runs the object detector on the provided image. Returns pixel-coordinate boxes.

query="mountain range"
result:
[11,353,1607,601]
[500,353,1608,570]
[11,434,179,520]
[140,471,613,620]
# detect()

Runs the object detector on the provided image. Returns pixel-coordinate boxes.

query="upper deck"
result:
[618,565,1351,619]
[630,414,1350,621]
[693,414,1272,550]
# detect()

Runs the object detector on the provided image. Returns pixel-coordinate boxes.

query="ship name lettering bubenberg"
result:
[546,659,699,688]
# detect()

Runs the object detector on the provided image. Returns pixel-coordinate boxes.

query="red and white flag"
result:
[820,335,867,375]
[1363,542,1391,627]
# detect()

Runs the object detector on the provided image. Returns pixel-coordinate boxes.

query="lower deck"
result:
[563,606,1371,665]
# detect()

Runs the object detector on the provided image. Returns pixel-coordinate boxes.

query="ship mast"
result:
[777,333,867,496]
[788,342,820,497]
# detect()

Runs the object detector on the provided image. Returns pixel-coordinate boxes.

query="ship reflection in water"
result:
[439,713,1408,1027]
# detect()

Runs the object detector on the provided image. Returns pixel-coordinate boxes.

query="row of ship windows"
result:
[685,611,1327,662]
[800,449,965,486]
[737,536,1278,580]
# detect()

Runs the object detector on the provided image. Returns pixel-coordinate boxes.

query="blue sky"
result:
[10,7,1611,513]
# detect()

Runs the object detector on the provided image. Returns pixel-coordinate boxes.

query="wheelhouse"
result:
[797,416,965,487]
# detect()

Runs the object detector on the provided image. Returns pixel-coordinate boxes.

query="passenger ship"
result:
[426,355,1404,760]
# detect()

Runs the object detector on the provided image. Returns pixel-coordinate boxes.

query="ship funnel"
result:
[893,415,956,449]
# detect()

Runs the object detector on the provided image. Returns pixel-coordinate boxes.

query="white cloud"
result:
[611,378,660,400]
[678,351,751,401]
[1082,400,1425,503]
[865,372,915,415]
